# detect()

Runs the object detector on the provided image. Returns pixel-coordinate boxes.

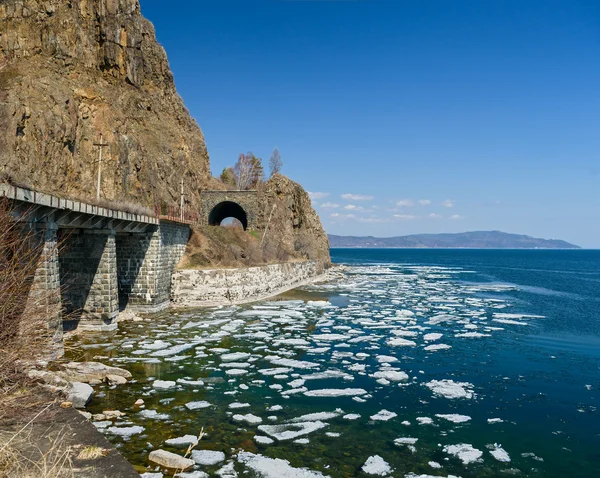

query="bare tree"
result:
[269,147,283,177]
[234,152,264,190]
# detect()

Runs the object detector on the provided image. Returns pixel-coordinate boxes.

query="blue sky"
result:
[139,0,600,247]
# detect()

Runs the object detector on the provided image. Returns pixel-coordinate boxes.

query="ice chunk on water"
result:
[237,451,327,477]
[488,443,511,462]
[185,401,212,410]
[304,388,367,397]
[258,421,328,441]
[233,413,262,425]
[191,449,226,466]
[370,410,397,421]
[435,414,471,423]
[165,434,198,447]
[106,425,144,437]
[153,380,177,389]
[372,370,408,382]
[424,379,475,399]
[443,443,483,464]
[361,455,392,475]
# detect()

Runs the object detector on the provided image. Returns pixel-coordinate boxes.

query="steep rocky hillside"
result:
[257,174,330,264]
[0,0,220,209]
[181,175,331,268]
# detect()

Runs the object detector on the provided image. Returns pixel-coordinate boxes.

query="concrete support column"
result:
[29,222,63,358]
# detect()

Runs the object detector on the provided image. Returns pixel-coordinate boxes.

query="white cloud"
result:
[441,199,454,208]
[419,199,432,206]
[428,213,442,219]
[449,214,464,220]
[308,191,329,200]
[393,214,416,220]
[331,213,356,219]
[396,199,414,207]
[344,204,365,211]
[341,193,374,201]
[320,202,340,209]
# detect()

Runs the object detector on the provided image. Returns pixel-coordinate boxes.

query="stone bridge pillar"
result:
[59,229,119,330]
[29,222,63,358]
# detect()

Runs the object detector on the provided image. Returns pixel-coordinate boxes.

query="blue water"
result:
[71,249,600,477]
[331,248,600,474]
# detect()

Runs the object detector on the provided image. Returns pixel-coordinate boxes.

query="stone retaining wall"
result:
[171,261,325,308]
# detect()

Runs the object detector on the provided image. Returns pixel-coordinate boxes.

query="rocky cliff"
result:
[257,174,330,265]
[0,0,219,209]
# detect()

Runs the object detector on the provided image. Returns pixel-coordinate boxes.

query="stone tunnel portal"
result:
[208,201,248,230]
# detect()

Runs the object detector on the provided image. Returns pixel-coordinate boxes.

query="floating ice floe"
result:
[185,401,212,410]
[106,425,144,437]
[387,338,417,347]
[237,451,328,477]
[138,409,169,420]
[153,380,177,389]
[424,379,475,399]
[361,455,392,475]
[304,388,367,398]
[233,413,262,425]
[416,417,433,425]
[221,352,251,362]
[435,414,471,423]
[487,418,503,424]
[191,449,226,466]
[394,437,418,445]
[343,413,361,420]
[258,421,328,441]
[165,435,198,447]
[254,435,274,445]
[370,409,397,421]
[424,344,452,351]
[443,443,483,464]
[177,378,204,386]
[423,333,443,341]
[488,443,511,462]
[228,402,251,409]
[289,411,341,422]
[372,370,409,382]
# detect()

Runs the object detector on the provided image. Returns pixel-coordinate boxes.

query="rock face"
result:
[0,0,219,209]
[257,174,330,264]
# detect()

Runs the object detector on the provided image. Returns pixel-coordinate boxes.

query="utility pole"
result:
[93,133,110,201]
[180,178,184,221]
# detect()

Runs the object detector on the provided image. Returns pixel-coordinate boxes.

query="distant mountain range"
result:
[328,231,580,249]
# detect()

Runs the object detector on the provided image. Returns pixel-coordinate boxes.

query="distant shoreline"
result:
[329,247,593,250]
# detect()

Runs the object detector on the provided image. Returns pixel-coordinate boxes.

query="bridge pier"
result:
[29,222,63,357]
[59,229,119,330]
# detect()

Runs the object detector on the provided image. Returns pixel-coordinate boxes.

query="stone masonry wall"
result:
[157,222,190,305]
[171,261,325,308]
[199,191,259,230]
[59,229,118,328]
[29,223,63,357]
[115,222,189,312]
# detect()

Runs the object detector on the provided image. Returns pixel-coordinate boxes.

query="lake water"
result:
[68,249,600,477]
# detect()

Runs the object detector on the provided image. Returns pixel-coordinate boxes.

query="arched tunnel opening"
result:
[208,201,248,230]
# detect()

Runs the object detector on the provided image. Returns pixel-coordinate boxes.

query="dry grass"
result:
[76,445,106,460]
[0,425,74,478]
[0,198,62,422]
